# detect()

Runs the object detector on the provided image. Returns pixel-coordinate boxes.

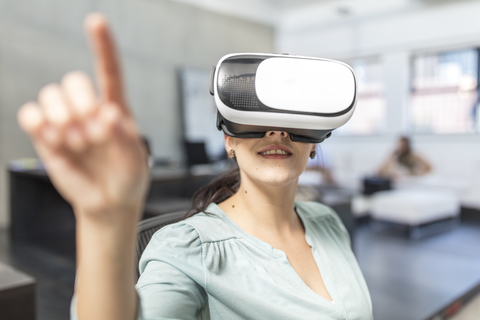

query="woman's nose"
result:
[266,131,288,139]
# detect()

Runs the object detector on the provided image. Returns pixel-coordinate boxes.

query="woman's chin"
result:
[246,168,300,187]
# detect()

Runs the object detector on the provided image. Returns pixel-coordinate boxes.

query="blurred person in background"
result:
[378,136,432,181]
[17,13,373,320]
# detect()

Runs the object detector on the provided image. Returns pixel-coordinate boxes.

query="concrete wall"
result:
[278,0,480,193]
[0,0,274,228]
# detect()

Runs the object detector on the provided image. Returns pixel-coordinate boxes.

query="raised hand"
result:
[17,13,150,320]
[17,13,149,223]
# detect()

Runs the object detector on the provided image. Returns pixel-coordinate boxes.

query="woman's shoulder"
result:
[139,205,237,273]
[151,203,240,245]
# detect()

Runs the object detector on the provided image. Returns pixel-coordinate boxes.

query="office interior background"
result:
[1,0,480,319]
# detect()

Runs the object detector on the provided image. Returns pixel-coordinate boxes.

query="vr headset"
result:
[210,53,357,143]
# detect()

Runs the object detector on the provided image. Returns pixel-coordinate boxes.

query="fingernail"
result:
[18,103,43,133]
[85,13,107,29]
[42,126,60,146]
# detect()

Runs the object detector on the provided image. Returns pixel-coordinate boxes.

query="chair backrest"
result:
[136,210,187,279]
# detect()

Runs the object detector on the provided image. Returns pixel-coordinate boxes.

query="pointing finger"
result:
[84,13,127,113]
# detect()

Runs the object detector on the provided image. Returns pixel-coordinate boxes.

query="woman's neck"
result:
[218,176,303,239]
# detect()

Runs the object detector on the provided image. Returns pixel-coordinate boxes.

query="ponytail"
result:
[185,165,240,218]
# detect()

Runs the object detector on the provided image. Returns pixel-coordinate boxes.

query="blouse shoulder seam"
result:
[201,236,241,244]
[182,221,242,244]
[178,221,204,243]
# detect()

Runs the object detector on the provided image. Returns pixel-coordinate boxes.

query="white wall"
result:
[277,0,480,191]
[0,0,274,228]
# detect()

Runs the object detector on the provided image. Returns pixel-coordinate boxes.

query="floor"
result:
[0,231,75,320]
[354,215,480,320]
[0,214,480,320]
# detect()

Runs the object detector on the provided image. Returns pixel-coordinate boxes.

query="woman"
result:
[17,14,372,320]
[378,136,432,180]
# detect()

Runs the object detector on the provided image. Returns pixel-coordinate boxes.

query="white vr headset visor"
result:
[210,53,357,143]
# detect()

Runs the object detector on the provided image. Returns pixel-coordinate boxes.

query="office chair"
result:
[135,210,187,279]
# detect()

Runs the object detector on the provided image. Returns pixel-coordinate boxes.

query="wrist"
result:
[74,201,143,227]
[75,209,138,320]
[75,208,139,280]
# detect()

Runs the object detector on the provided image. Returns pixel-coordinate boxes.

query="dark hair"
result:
[397,136,414,168]
[184,165,240,218]
[140,135,151,156]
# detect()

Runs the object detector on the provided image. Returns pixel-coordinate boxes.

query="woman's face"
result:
[397,137,410,154]
[225,131,315,186]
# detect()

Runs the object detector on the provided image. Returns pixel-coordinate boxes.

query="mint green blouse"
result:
[135,202,372,319]
[71,201,373,319]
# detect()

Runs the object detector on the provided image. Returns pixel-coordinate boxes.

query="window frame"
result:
[408,47,480,136]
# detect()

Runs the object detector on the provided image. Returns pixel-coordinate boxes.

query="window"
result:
[336,57,386,135]
[410,48,479,134]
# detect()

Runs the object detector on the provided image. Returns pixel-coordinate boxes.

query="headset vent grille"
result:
[221,74,259,109]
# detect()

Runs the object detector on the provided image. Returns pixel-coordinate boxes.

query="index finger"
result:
[85,13,128,114]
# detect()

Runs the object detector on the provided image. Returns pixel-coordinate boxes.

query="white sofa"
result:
[342,160,480,214]
[369,189,460,225]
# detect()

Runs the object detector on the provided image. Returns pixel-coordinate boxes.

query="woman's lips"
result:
[258,145,293,154]
[259,153,292,159]
[258,145,293,159]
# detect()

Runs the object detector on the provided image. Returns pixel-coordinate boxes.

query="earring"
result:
[228,149,236,159]
[310,150,316,159]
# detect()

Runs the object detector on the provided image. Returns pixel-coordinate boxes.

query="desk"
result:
[9,160,216,256]
[0,262,36,320]
[9,167,76,256]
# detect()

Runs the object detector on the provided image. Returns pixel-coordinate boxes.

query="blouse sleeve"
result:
[69,222,207,320]
[136,222,207,320]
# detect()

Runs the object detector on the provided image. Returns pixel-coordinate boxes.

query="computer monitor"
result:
[184,141,210,167]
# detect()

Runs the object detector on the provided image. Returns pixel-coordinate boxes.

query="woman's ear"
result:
[224,134,234,153]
